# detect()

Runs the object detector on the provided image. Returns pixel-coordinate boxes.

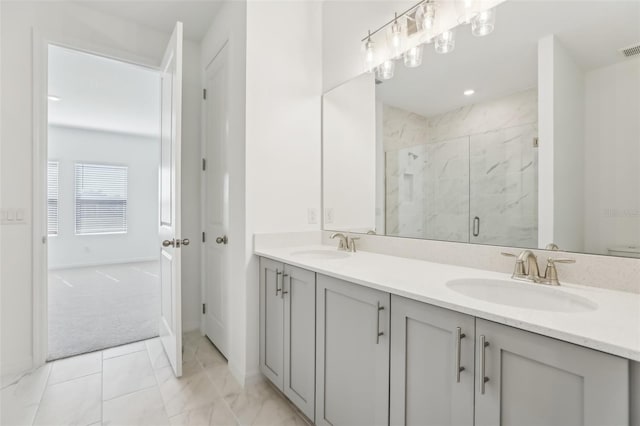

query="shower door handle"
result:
[473,216,480,237]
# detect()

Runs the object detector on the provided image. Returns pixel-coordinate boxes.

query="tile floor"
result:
[1,332,309,426]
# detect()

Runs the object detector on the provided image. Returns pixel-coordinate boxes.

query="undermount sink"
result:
[290,249,351,260]
[446,278,597,313]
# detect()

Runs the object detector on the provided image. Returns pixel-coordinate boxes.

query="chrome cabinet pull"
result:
[473,216,480,237]
[275,270,282,296]
[282,274,289,298]
[480,335,490,394]
[455,327,466,383]
[162,239,175,247]
[376,302,385,344]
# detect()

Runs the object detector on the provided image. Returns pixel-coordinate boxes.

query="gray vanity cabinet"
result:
[259,258,285,388]
[474,318,629,426]
[282,264,316,421]
[316,275,390,426]
[390,295,475,426]
[259,258,316,421]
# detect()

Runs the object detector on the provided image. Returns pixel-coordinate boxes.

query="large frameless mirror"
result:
[322,0,640,258]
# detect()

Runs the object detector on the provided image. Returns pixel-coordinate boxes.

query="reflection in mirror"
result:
[322,0,640,258]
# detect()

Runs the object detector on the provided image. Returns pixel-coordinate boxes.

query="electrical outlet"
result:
[307,208,318,225]
[325,208,334,224]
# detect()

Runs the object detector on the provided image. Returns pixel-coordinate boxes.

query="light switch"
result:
[15,208,25,221]
[307,208,318,225]
[6,209,15,221]
[325,208,334,224]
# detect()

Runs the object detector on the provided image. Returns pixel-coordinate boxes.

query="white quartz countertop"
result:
[255,244,640,362]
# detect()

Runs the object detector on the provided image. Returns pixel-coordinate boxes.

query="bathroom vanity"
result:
[257,246,638,426]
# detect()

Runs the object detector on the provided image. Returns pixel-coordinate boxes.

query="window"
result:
[75,163,128,235]
[47,161,59,236]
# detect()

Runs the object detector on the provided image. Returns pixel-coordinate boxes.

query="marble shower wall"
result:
[384,89,538,247]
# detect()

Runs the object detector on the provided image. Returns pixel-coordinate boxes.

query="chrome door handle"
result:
[181,238,190,246]
[275,270,282,296]
[215,235,228,244]
[162,239,175,247]
[473,216,480,237]
[480,335,490,394]
[376,302,385,344]
[282,274,289,298]
[455,327,466,383]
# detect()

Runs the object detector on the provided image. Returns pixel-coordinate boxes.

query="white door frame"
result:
[31,30,159,367]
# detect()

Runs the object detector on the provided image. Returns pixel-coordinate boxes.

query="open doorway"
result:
[46,45,162,360]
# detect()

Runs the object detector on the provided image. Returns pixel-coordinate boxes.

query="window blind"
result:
[47,161,59,236]
[75,163,128,235]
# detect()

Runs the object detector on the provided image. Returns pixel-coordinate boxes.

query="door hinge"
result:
[202,232,206,243]
[202,303,206,314]
[533,137,539,148]
[202,158,206,171]
[203,88,207,100]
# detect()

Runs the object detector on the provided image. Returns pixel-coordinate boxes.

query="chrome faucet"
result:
[502,250,575,286]
[330,233,348,251]
[346,236,360,253]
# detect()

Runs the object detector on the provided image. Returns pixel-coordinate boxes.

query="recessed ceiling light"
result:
[48,95,61,102]
[464,89,475,96]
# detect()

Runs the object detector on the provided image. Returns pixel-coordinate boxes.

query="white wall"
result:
[538,35,585,252]
[245,0,322,381]
[47,126,159,269]
[584,57,640,255]
[323,73,376,232]
[0,0,202,376]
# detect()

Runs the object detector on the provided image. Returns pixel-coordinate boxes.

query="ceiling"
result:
[376,0,640,117]
[48,45,161,136]
[78,0,224,41]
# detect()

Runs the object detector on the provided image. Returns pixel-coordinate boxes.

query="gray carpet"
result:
[47,261,160,360]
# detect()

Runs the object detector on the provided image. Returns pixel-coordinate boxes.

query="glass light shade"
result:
[421,3,436,32]
[403,45,424,68]
[434,30,455,54]
[389,19,405,58]
[363,39,376,73]
[456,0,479,24]
[377,59,396,80]
[471,9,496,37]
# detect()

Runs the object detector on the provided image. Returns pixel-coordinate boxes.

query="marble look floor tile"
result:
[33,372,101,426]
[146,338,171,370]
[168,400,238,426]
[48,351,102,385]
[103,350,156,400]
[223,381,301,426]
[193,339,226,370]
[204,363,242,400]
[103,386,170,426]
[103,341,147,359]
[155,360,219,418]
[0,363,51,426]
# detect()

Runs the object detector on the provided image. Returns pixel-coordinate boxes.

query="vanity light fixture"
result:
[404,45,424,67]
[377,59,396,80]
[471,9,496,37]
[435,30,456,54]
[48,95,61,101]
[464,89,475,96]
[363,31,376,73]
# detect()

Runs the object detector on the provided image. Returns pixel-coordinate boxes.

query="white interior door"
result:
[159,22,184,377]
[203,45,229,358]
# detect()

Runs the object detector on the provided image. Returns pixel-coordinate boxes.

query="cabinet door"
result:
[316,275,390,426]
[390,296,475,426]
[283,265,316,421]
[475,319,629,426]
[259,257,284,389]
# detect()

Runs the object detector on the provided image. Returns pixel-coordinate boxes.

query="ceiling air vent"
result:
[620,43,640,58]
